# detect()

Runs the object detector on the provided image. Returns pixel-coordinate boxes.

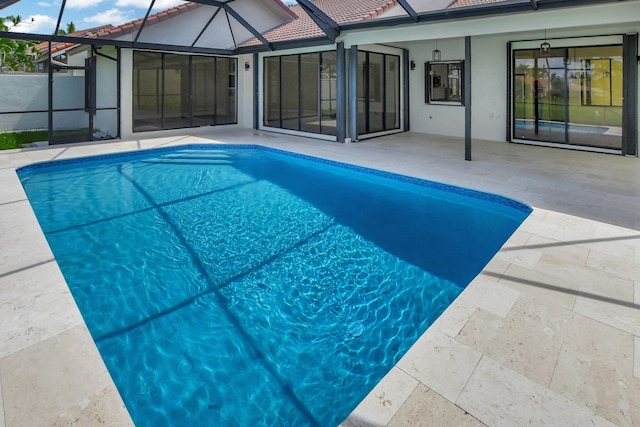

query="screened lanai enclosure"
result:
[0,0,637,155]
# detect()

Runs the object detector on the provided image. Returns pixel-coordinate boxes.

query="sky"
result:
[2,0,298,34]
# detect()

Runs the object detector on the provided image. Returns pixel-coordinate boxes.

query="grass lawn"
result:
[514,101,622,127]
[0,129,92,150]
[0,130,49,150]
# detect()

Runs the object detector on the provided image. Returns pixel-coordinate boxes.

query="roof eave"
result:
[236,36,333,54]
[340,0,627,31]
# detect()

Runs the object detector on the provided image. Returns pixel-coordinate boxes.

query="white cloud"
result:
[37,2,53,6]
[83,8,131,25]
[9,14,56,33]
[115,0,183,10]
[65,0,103,9]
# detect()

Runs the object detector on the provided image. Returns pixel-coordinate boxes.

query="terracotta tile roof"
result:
[242,0,398,46]
[34,2,202,57]
[35,25,114,56]
[448,0,507,8]
[94,1,201,40]
[312,0,398,23]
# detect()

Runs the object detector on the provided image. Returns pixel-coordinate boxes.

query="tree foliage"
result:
[56,22,76,35]
[0,16,38,72]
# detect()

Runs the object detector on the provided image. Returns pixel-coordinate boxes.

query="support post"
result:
[622,33,638,156]
[253,52,259,130]
[506,42,511,142]
[403,49,410,132]
[465,36,472,161]
[348,45,358,142]
[47,40,53,145]
[336,42,346,142]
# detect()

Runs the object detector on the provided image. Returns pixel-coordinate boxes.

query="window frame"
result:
[425,60,465,105]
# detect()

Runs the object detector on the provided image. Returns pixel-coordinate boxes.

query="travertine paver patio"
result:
[0,128,638,426]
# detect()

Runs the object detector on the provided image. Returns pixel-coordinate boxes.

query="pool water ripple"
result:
[18,146,530,426]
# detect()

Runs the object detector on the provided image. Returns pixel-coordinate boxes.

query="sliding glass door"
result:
[263,52,337,136]
[133,51,237,132]
[357,51,400,136]
[513,45,622,151]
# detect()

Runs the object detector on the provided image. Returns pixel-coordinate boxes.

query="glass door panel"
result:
[513,49,566,143]
[216,57,237,125]
[281,55,299,131]
[514,45,623,150]
[163,54,190,129]
[300,53,320,134]
[385,55,400,130]
[192,56,215,127]
[357,52,368,135]
[566,46,622,150]
[368,52,385,133]
[513,53,536,141]
[320,51,337,136]
[264,57,281,128]
[133,52,163,132]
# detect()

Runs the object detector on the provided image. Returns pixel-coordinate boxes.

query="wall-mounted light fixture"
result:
[540,30,551,57]
[432,39,441,61]
[244,62,250,70]
[410,60,416,70]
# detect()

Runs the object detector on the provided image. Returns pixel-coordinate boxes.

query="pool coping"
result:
[1,131,639,426]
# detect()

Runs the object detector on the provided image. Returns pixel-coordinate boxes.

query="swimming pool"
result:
[18,145,530,426]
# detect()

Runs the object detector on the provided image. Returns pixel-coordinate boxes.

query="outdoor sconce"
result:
[540,41,551,57]
[244,62,250,70]
[540,30,551,57]
[410,60,416,70]
[432,39,441,61]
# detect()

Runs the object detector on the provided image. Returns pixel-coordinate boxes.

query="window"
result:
[425,61,464,104]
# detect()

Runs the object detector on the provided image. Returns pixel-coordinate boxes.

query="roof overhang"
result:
[0,30,235,55]
[340,0,630,31]
[0,0,19,10]
[1,0,632,56]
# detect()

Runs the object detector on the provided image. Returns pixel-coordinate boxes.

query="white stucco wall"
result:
[120,49,134,139]
[124,0,294,50]
[405,38,465,138]
[237,53,254,129]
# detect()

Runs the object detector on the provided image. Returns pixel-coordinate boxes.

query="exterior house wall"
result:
[109,0,640,151]
[120,49,134,139]
[405,38,465,138]
[118,0,294,50]
[237,53,255,129]
[342,1,640,148]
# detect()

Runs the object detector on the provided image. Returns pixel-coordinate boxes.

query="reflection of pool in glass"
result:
[18,145,531,426]
[515,119,612,135]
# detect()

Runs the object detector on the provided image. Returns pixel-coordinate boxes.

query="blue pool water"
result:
[514,119,609,134]
[18,145,530,426]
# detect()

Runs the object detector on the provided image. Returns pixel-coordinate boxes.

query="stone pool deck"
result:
[0,128,638,426]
